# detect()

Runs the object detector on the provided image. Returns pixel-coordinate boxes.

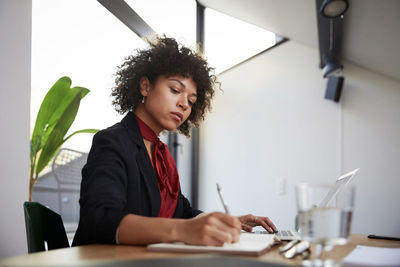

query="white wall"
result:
[199,40,400,236]
[342,64,400,235]
[0,0,31,258]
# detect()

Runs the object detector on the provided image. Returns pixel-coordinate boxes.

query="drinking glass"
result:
[296,183,355,266]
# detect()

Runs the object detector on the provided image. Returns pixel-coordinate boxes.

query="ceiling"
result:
[198,0,400,82]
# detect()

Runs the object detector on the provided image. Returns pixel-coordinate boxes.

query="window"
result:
[204,8,277,74]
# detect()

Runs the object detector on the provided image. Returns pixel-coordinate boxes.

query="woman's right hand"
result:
[179,212,241,246]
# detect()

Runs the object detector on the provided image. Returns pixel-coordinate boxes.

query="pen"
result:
[216,183,231,214]
[368,234,400,241]
[216,183,242,245]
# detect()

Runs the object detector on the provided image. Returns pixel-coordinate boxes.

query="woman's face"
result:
[139,75,197,134]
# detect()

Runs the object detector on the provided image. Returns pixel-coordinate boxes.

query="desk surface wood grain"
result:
[1,234,399,266]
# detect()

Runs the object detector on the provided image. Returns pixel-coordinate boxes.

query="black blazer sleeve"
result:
[174,190,202,219]
[73,129,132,245]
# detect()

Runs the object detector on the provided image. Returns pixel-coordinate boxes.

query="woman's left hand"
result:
[237,214,278,233]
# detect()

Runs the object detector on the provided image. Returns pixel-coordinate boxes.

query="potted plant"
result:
[29,76,98,201]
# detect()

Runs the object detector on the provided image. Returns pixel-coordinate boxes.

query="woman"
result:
[72,37,277,247]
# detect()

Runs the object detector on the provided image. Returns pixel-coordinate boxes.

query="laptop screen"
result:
[318,168,359,207]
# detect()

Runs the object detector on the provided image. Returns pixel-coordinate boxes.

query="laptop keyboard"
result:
[277,230,294,237]
[254,230,294,237]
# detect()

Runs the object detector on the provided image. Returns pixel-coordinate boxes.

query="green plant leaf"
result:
[31,77,71,153]
[31,77,89,155]
[39,86,89,150]
[35,92,82,177]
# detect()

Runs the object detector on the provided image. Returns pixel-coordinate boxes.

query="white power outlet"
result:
[276,178,286,195]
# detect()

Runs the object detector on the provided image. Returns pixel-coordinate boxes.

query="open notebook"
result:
[147,232,279,256]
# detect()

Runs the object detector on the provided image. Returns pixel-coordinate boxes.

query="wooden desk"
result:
[1,234,399,266]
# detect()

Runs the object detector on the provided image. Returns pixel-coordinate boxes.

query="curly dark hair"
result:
[111,36,217,137]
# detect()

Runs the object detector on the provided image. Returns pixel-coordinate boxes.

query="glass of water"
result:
[296,183,355,266]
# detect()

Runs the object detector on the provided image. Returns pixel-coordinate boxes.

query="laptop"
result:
[254,168,360,241]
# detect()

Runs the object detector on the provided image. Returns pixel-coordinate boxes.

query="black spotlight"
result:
[325,76,344,102]
[320,0,349,18]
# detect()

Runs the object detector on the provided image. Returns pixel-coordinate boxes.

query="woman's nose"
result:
[178,97,189,110]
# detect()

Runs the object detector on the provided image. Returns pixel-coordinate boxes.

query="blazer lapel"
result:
[135,149,161,217]
[121,112,161,217]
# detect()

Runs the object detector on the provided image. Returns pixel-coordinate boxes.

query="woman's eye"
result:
[170,87,179,93]
[188,100,194,106]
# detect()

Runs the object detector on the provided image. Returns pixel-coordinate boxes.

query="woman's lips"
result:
[171,112,183,122]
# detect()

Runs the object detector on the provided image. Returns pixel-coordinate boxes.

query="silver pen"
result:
[217,183,242,245]
[216,183,231,214]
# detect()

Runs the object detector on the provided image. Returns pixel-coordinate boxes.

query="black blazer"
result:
[72,112,201,246]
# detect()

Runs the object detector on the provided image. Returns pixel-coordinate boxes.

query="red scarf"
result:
[135,114,179,218]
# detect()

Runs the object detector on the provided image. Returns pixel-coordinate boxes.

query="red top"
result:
[135,114,179,218]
